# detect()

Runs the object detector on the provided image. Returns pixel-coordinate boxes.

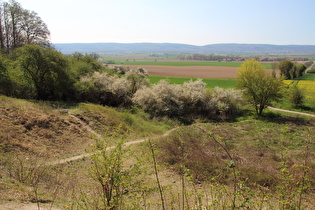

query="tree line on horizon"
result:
[179,54,310,63]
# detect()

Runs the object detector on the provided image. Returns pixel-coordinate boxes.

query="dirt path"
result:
[268,107,315,118]
[52,107,314,166]
[46,113,178,166]
[305,61,315,74]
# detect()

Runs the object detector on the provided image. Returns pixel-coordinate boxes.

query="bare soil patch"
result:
[126,65,275,79]
[128,65,237,78]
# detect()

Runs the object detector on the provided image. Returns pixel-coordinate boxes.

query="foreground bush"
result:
[207,87,243,119]
[289,83,305,108]
[77,70,149,106]
[132,80,243,121]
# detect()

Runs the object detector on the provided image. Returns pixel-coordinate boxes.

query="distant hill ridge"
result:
[53,43,315,55]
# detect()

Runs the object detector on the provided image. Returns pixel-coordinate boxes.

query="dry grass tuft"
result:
[0,96,92,158]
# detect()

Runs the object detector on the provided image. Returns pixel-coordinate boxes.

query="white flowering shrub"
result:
[208,87,243,119]
[110,66,148,76]
[132,79,209,120]
[126,68,149,94]
[78,72,138,106]
[132,80,184,117]
[126,67,148,76]
[78,72,243,120]
[181,79,206,115]
[110,65,130,74]
[133,80,243,120]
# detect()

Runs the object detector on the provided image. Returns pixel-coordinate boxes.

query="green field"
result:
[147,76,236,89]
[294,73,315,80]
[120,61,272,69]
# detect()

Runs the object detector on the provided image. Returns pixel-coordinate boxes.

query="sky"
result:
[20,0,315,46]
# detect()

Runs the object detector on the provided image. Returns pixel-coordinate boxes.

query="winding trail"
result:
[46,107,314,166]
[46,113,178,166]
[268,106,315,118]
[305,61,315,74]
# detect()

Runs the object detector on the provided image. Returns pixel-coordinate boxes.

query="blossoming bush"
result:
[208,87,243,119]
[77,70,148,106]
[132,80,243,121]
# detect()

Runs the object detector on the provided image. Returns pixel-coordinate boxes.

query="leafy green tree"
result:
[295,63,306,78]
[237,59,284,116]
[0,0,50,53]
[0,55,12,94]
[125,67,149,94]
[14,45,71,100]
[289,64,297,79]
[271,62,278,77]
[279,59,294,79]
[68,52,104,79]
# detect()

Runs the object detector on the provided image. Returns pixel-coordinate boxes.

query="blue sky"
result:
[20,0,315,45]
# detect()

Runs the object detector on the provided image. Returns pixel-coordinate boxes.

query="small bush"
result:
[110,65,129,74]
[207,87,243,119]
[132,80,184,118]
[157,127,226,182]
[289,84,305,108]
[77,72,131,106]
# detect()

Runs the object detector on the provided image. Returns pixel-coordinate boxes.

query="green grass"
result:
[155,118,315,208]
[147,76,236,89]
[71,103,174,140]
[294,73,315,80]
[120,61,272,69]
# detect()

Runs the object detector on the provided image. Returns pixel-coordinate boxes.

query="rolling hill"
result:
[53,42,315,55]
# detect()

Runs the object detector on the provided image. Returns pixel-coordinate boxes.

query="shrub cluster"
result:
[0,45,107,101]
[279,59,307,79]
[132,79,243,121]
[77,69,149,107]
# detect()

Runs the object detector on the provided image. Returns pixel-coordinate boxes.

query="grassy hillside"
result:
[0,97,91,159]
[1,96,315,209]
[0,96,175,208]
[0,96,171,158]
[150,116,315,209]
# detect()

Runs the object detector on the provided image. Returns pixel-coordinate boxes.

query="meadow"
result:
[294,73,315,80]
[148,76,237,89]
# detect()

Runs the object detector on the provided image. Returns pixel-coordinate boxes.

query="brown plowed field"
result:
[126,65,276,79]
[126,65,236,78]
